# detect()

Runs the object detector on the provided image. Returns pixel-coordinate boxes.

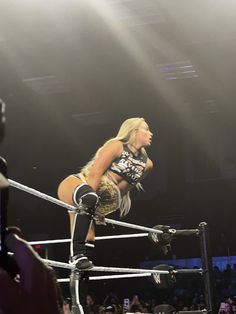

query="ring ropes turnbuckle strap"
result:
[52,264,203,289]
[42,258,204,289]
[46,258,176,289]
[43,259,170,273]
[8,179,163,234]
[42,258,204,275]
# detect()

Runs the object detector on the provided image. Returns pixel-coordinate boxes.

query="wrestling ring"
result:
[9,179,215,314]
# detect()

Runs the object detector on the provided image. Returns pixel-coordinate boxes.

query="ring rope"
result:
[42,258,170,274]
[43,258,204,274]
[9,179,163,234]
[29,233,149,246]
[104,218,163,234]
[57,273,152,282]
[9,179,75,211]
[30,239,71,245]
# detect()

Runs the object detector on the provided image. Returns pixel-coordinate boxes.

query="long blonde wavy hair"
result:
[81,117,147,216]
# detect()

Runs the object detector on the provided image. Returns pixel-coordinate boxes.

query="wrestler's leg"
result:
[69,213,95,260]
[58,176,97,313]
[69,214,95,314]
[58,176,96,269]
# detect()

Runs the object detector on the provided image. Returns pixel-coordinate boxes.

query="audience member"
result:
[0,228,63,314]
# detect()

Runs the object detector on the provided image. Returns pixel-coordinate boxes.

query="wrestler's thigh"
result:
[57,175,83,205]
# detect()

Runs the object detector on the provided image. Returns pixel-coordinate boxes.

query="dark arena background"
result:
[0,0,236,313]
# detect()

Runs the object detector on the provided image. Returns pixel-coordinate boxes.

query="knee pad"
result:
[73,184,99,214]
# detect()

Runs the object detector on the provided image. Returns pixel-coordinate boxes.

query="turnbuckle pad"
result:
[151,264,176,289]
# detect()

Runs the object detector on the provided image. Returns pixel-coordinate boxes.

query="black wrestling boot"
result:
[71,252,93,270]
[71,214,94,270]
[71,184,98,270]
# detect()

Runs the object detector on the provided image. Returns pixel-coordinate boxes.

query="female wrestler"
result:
[57,117,153,270]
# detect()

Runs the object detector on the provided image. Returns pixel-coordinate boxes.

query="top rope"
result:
[9,179,163,234]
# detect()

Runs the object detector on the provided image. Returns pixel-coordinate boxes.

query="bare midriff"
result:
[107,170,133,196]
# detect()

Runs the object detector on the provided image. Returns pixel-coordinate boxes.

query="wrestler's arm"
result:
[142,158,153,180]
[86,140,123,191]
[114,157,153,194]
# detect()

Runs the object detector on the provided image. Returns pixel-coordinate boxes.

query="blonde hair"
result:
[114,117,146,147]
[81,117,147,216]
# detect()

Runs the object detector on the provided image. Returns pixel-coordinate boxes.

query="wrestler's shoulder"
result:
[103,139,124,151]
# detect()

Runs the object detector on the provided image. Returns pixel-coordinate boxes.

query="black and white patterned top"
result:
[109,144,147,185]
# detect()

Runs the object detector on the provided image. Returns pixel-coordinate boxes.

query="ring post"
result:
[70,270,85,314]
[199,222,216,313]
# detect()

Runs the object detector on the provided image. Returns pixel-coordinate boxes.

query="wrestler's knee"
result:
[72,184,99,214]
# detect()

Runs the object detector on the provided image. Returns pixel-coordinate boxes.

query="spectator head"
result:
[104,305,115,314]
